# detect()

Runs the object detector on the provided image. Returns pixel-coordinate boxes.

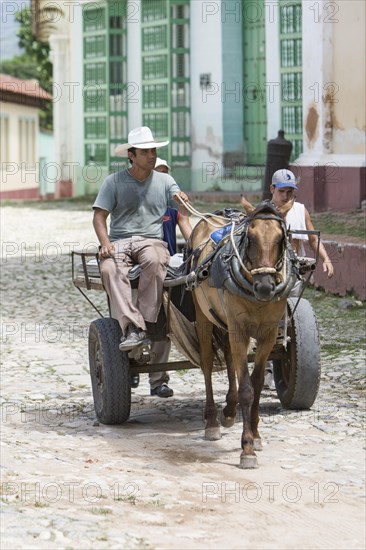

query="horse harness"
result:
[186,202,299,303]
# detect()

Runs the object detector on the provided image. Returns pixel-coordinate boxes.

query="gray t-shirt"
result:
[93,168,181,241]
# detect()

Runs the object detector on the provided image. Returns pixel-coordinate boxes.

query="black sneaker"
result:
[130,374,140,388]
[150,384,174,398]
[119,325,151,352]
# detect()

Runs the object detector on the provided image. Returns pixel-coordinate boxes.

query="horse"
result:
[189,199,297,468]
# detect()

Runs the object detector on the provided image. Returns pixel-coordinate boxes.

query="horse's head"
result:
[240,200,287,301]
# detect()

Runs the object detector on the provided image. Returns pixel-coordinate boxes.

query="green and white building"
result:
[33,0,365,209]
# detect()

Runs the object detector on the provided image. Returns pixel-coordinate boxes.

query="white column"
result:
[297,0,333,164]
[265,1,281,140]
[49,34,71,182]
[69,2,84,169]
[190,0,223,189]
[127,0,142,129]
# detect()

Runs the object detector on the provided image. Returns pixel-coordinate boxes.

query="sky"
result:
[0,0,30,61]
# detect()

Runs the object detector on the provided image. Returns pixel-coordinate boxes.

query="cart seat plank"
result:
[72,251,186,292]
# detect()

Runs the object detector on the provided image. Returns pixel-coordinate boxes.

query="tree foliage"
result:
[0,7,53,129]
[0,55,39,80]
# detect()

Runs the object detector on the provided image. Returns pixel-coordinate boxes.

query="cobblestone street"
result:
[1,205,365,549]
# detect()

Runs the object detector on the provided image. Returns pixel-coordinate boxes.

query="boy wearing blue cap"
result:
[242,168,334,390]
[269,169,334,389]
[269,169,334,277]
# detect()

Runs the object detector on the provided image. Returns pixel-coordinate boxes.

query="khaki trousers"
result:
[100,237,170,334]
[148,340,171,389]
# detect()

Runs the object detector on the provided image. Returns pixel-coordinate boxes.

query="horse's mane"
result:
[249,200,284,220]
[210,208,245,221]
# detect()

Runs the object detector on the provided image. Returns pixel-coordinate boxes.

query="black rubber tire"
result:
[273,298,321,410]
[88,318,131,424]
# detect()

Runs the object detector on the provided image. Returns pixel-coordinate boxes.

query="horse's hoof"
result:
[254,438,263,451]
[205,427,221,441]
[221,413,236,428]
[239,453,259,469]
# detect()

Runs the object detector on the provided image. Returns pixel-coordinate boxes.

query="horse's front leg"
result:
[228,323,258,469]
[221,334,238,428]
[194,298,221,441]
[250,327,279,451]
[238,358,258,468]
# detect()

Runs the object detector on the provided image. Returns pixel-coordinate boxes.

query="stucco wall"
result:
[332,1,366,154]
[0,101,39,197]
[291,162,366,212]
[306,238,366,300]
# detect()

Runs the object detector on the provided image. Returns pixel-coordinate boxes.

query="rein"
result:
[174,195,233,228]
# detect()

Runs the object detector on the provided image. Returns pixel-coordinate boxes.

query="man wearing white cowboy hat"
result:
[136,157,193,397]
[93,127,189,397]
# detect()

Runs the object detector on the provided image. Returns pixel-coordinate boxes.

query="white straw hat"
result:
[115,127,169,156]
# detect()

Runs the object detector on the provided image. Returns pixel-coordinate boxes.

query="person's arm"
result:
[177,214,193,241]
[93,208,115,258]
[305,208,334,278]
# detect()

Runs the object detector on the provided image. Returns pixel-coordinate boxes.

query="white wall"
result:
[297,0,365,168]
[265,1,281,140]
[127,0,142,130]
[0,101,39,193]
[332,0,366,155]
[69,2,85,170]
[190,0,223,189]
[49,1,90,192]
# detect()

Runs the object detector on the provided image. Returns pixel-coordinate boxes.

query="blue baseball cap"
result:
[272,169,298,189]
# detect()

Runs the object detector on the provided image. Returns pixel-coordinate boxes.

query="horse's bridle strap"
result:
[250,267,277,275]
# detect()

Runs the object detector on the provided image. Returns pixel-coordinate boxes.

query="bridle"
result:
[234,206,288,278]
[226,205,297,301]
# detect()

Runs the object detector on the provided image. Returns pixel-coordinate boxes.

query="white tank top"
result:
[286,202,308,255]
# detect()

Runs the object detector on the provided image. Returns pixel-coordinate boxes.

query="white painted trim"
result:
[190,0,223,187]
[127,0,142,130]
[265,1,281,140]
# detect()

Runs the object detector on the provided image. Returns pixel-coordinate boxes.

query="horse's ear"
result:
[276,200,293,217]
[240,195,255,214]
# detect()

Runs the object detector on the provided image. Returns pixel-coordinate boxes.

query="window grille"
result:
[85,143,107,164]
[143,113,169,137]
[110,34,123,56]
[143,55,168,79]
[83,7,106,32]
[279,0,303,160]
[85,117,107,139]
[84,88,106,113]
[142,25,167,51]
[142,0,167,22]
[83,1,127,170]
[141,0,190,169]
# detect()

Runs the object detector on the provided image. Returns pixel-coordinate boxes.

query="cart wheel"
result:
[273,298,320,410]
[88,318,131,424]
